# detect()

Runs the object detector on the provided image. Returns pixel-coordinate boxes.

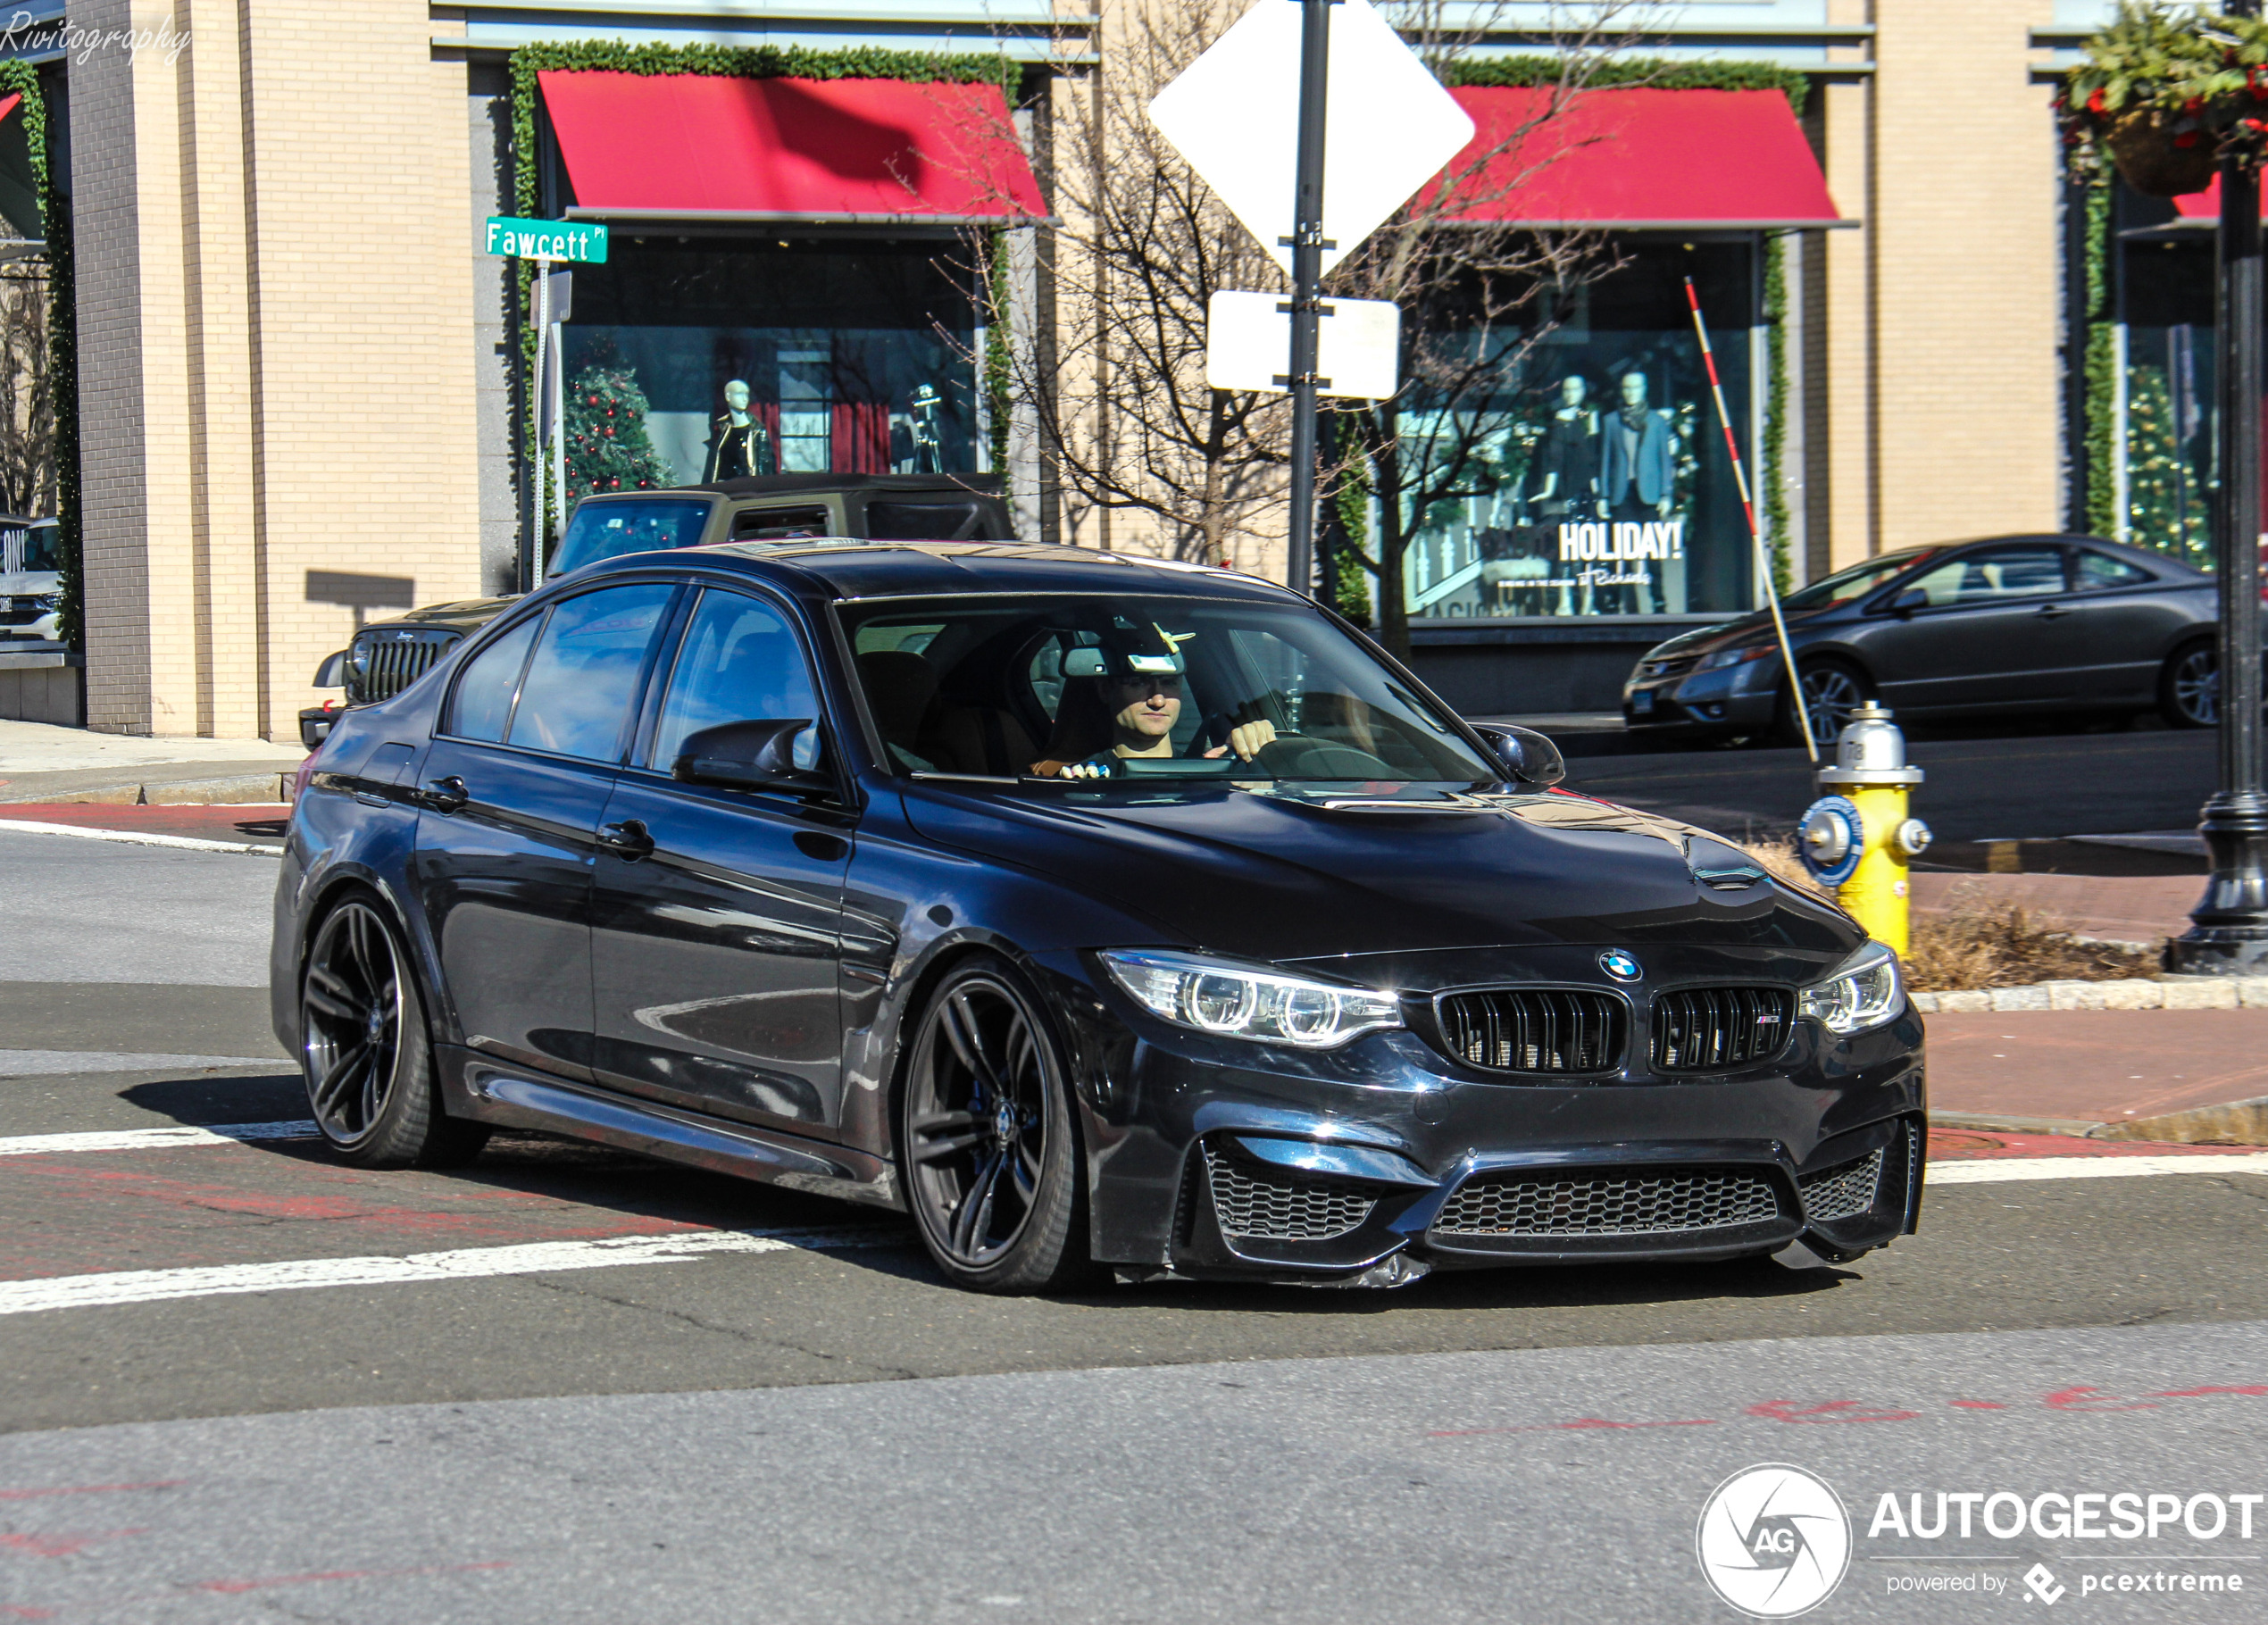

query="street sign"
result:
[1147,0,1474,279]
[1206,290,1400,400]
[485,215,609,264]
[529,269,572,329]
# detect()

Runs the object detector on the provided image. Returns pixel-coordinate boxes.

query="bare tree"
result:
[0,259,51,517]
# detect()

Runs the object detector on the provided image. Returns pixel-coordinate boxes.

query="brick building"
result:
[0,0,2180,732]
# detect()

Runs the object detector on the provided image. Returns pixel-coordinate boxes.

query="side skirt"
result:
[436,1045,905,1212]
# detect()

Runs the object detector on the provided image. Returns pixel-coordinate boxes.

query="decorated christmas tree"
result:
[2124,363,2208,566]
[565,364,678,496]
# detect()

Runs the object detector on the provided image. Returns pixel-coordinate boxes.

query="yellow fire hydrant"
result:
[1797,702,1931,954]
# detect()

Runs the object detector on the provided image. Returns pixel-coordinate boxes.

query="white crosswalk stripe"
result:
[0,1120,318,1156]
[0,1227,907,1316]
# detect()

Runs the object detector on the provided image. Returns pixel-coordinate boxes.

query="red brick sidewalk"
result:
[1926,1007,2268,1137]
[0,802,289,845]
[1911,871,2196,945]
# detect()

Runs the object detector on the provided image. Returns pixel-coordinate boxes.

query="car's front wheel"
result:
[2160,639,2218,729]
[299,894,488,1169]
[899,956,1092,1293]
[1779,659,1874,748]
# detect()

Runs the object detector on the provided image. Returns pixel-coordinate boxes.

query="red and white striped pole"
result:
[1684,275,1818,763]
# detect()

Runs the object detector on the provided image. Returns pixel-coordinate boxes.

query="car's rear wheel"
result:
[2160,639,2218,729]
[300,895,488,1169]
[1778,659,1874,749]
[900,956,1092,1293]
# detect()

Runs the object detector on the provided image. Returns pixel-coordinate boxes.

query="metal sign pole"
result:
[532,256,552,585]
[1282,0,1333,596]
[2170,0,2268,974]
[551,294,567,566]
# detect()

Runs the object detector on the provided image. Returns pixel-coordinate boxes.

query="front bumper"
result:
[1622,658,1781,732]
[1042,955,1925,1282]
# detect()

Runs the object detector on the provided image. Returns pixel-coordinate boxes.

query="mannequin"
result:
[1531,374,1598,517]
[908,382,944,475]
[1597,370,1675,613]
[703,379,776,482]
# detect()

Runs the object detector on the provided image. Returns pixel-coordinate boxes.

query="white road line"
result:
[0,1121,319,1157]
[0,1051,289,1079]
[0,1226,905,1317]
[0,818,279,855]
[1929,1152,2268,1184]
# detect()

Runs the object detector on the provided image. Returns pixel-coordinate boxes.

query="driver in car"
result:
[1041,623,1275,778]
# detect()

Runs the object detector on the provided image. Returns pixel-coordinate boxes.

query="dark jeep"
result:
[300,475,1013,747]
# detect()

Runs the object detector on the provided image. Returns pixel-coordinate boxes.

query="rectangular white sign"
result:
[1205,290,1401,400]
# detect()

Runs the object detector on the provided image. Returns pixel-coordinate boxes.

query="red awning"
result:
[538,71,1046,224]
[1433,88,1841,229]
[2170,176,2268,221]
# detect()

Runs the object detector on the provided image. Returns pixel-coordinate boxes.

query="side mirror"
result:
[312,651,348,688]
[671,719,829,794]
[1886,588,1928,617]
[1472,723,1565,788]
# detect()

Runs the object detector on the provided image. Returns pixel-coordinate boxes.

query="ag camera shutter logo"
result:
[1697,1464,1852,1617]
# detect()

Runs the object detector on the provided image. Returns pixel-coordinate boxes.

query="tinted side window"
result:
[2076,550,2155,591]
[730,505,832,540]
[446,615,540,743]
[1903,546,2067,606]
[651,590,823,772]
[866,498,995,541]
[506,583,676,762]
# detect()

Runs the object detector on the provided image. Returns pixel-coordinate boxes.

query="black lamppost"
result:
[2169,0,2268,974]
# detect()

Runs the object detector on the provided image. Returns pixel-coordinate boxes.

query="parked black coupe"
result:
[1622,533,2234,745]
[275,540,1924,1292]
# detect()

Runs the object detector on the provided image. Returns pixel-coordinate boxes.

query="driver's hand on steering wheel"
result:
[1203,719,1278,762]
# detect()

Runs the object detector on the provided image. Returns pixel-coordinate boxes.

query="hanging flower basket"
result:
[2063,3,2268,196]
[2104,107,2217,198]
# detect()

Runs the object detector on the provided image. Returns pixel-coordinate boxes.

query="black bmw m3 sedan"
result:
[273,539,1925,1292]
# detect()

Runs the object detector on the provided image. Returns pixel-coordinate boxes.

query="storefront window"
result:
[1401,241,1758,621]
[2118,236,2216,570]
[560,237,983,496]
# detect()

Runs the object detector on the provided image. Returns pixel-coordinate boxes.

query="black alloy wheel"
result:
[299,896,487,1168]
[2162,640,2218,729]
[1783,661,1872,749]
[901,958,1090,1292]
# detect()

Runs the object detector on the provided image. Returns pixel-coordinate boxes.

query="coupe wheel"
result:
[2161,640,2218,729]
[1780,661,1873,748]
[900,958,1090,1293]
[300,896,488,1168]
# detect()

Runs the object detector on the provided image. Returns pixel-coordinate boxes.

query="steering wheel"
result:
[1252,733,1397,779]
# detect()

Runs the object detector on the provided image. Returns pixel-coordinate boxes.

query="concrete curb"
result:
[1910,977,2268,1012]
[0,771,290,806]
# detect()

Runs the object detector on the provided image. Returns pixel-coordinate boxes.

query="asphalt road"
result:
[1560,723,2220,846]
[4,829,2265,1621]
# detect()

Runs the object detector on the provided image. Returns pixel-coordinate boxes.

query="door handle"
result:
[421,775,468,812]
[596,819,655,859]
[2034,603,2072,619]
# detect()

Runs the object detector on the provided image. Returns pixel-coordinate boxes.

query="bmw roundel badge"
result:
[1598,949,1642,983]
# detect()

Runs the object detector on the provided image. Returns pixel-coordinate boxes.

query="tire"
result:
[898,955,1093,1294]
[1777,659,1874,749]
[299,893,489,1169]
[2160,639,2218,729]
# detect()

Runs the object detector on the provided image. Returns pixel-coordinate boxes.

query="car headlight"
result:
[1098,949,1404,1049]
[1696,643,1772,673]
[1798,941,1905,1036]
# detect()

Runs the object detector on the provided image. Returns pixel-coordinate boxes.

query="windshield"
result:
[19,522,56,572]
[1780,549,1935,611]
[550,498,711,577]
[842,593,1496,787]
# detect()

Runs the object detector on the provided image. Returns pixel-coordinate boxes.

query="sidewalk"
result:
[1926,1007,2268,1143]
[0,718,304,805]
[1910,871,2198,946]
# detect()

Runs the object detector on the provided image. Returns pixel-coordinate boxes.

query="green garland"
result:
[1761,234,1792,595]
[984,229,1014,491]
[0,62,72,647]
[2081,179,2118,539]
[506,41,1024,531]
[1441,54,1810,111]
